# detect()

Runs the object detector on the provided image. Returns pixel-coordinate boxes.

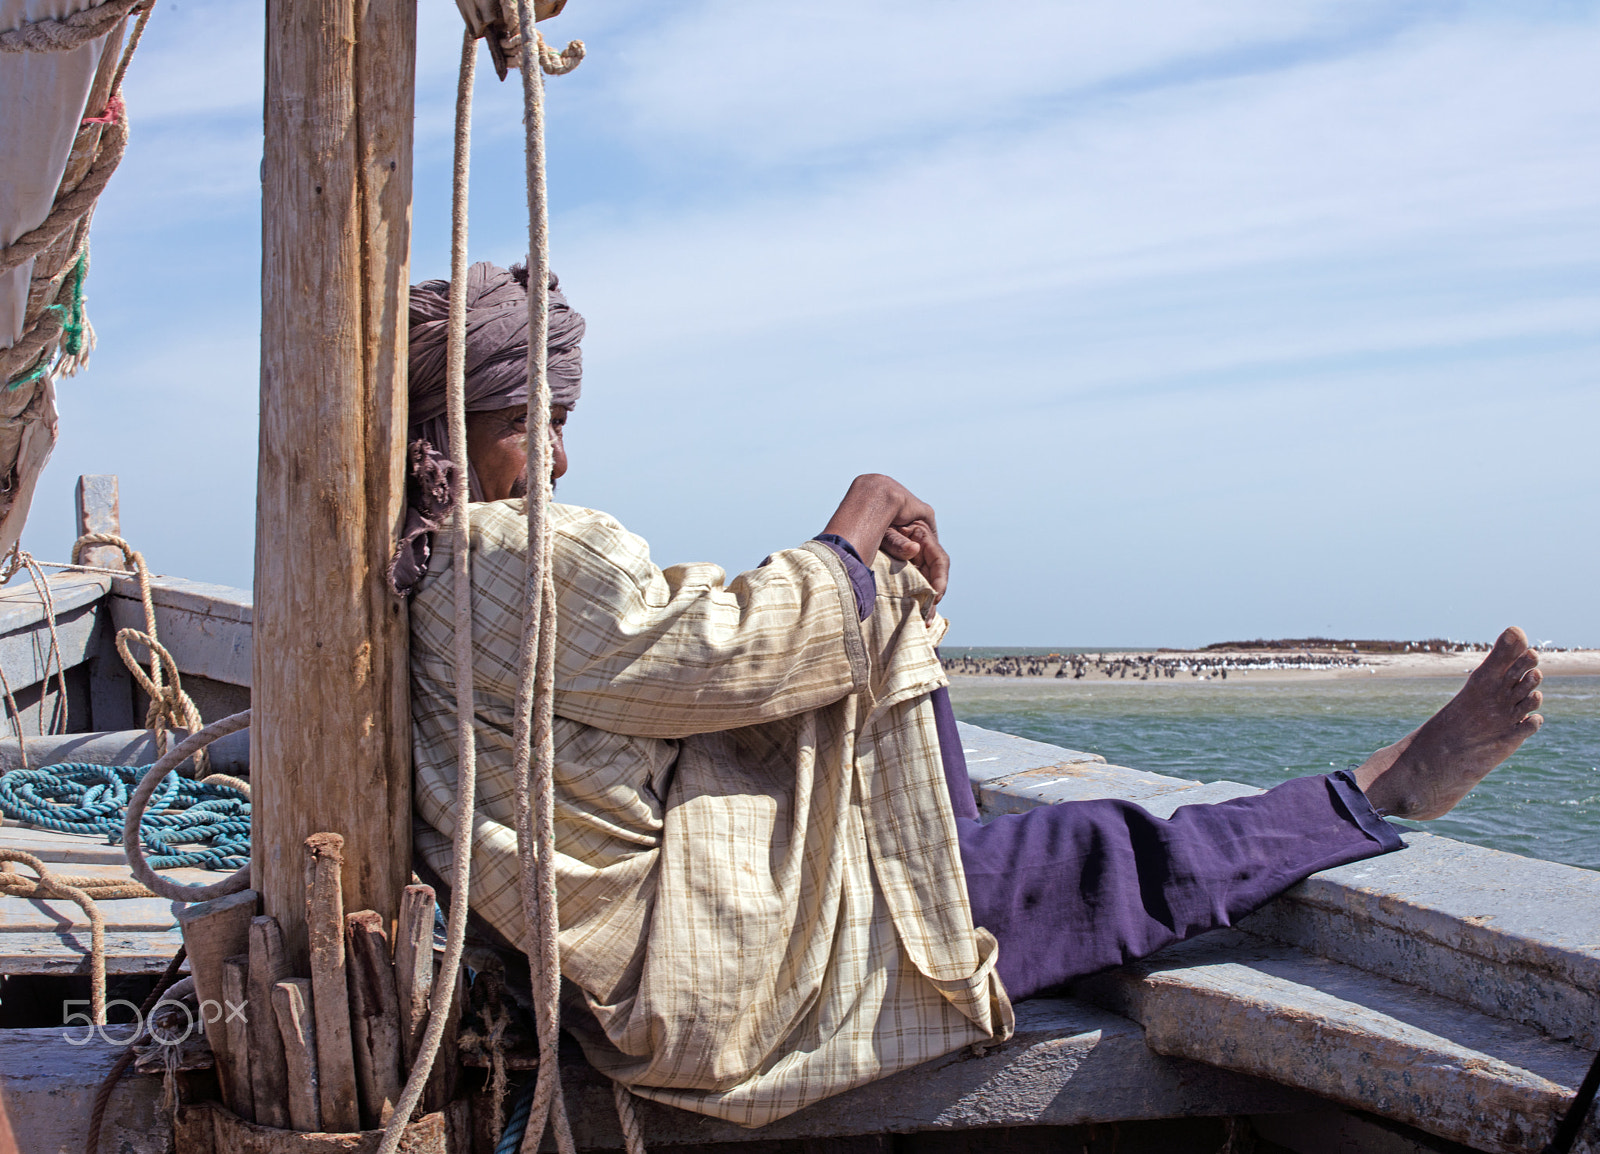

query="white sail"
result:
[0,0,131,559]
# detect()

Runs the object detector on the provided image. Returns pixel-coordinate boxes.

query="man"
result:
[397,262,1545,1127]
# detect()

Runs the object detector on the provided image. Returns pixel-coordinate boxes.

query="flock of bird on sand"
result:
[940,639,1503,681]
[940,653,1369,680]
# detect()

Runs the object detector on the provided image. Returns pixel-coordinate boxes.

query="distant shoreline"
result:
[943,648,1600,684]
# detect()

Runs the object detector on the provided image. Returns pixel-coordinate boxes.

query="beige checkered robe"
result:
[411,501,1014,1126]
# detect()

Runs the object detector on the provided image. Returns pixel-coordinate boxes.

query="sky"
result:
[21,0,1600,648]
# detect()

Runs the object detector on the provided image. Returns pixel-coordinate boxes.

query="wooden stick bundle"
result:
[217,835,462,1134]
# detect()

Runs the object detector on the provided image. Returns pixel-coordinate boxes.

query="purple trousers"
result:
[929,687,1403,1000]
[808,536,1404,1002]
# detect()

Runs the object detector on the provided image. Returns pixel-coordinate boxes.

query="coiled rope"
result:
[118,710,252,904]
[0,761,249,870]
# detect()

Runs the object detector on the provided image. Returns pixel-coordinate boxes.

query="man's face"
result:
[464,404,569,501]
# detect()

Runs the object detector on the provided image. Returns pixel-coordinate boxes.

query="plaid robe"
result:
[411,501,1013,1126]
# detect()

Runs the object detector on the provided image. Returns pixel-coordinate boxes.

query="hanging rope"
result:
[376,28,481,1154]
[83,945,186,1154]
[375,12,644,1154]
[0,544,73,744]
[0,845,110,1021]
[510,12,586,1153]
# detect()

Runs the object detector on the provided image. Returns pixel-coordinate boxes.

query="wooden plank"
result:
[0,728,250,777]
[174,889,258,1116]
[395,883,434,1070]
[346,909,402,1127]
[221,954,255,1122]
[0,929,185,975]
[107,595,251,690]
[74,475,124,571]
[247,916,293,1129]
[0,598,101,697]
[0,823,226,875]
[254,0,413,973]
[0,572,108,636]
[109,573,252,625]
[305,833,359,1131]
[272,978,322,1133]
[0,894,180,934]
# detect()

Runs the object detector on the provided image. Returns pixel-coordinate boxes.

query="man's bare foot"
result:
[1353,627,1544,820]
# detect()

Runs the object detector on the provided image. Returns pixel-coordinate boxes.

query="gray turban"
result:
[388,260,586,595]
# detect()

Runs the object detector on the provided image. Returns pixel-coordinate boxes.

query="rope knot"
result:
[535,32,583,75]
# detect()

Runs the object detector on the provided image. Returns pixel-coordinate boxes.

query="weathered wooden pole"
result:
[254,0,416,964]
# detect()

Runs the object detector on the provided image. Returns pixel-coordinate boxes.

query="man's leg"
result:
[941,627,1545,1002]
[956,773,1397,1000]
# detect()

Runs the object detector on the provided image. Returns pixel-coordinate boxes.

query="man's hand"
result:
[822,475,949,606]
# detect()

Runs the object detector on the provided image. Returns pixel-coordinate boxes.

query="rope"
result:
[0,761,249,870]
[510,17,628,1154]
[0,0,142,53]
[83,945,185,1154]
[494,1076,538,1154]
[72,531,209,774]
[119,710,252,903]
[376,30,481,1154]
[0,112,126,278]
[0,846,107,1021]
[1,0,152,393]
[19,551,72,735]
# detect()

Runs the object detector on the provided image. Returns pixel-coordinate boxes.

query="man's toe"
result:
[1490,627,1531,670]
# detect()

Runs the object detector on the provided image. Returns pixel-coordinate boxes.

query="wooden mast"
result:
[254,0,416,963]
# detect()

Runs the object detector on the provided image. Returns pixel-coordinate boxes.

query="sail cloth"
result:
[0,0,131,559]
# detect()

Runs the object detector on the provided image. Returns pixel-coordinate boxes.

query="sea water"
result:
[949,674,1600,872]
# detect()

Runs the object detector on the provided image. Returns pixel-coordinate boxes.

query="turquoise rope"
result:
[0,761,250,871]
[5,250,88,391]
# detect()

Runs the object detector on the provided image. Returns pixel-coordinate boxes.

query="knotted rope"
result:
[71,531,209,774]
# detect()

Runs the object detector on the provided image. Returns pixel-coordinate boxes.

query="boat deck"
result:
[0,821,209,975]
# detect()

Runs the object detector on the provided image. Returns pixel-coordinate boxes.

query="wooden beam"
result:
[221,955,256,1122]
[305,833,360,1132]
[346,909,403,1127]
[74,475,123,570]
[247,916,293,1129]
[254,0,415,964]
[271,978,322,1133]
[173,889,257,1117]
